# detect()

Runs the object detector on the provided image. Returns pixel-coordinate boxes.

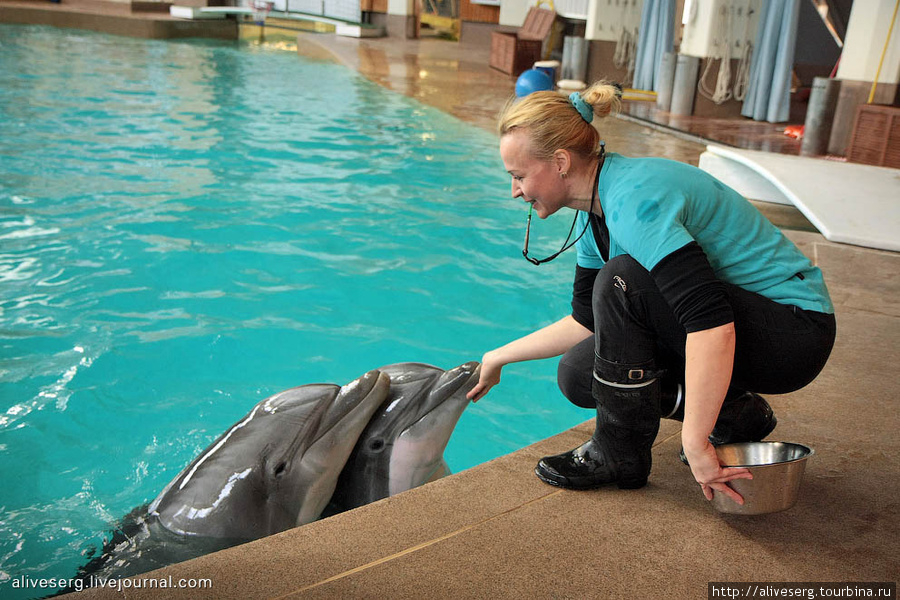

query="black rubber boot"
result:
[660,377,684,421]
[662,385,776,440]
[675,390,778,465]
[708,391,777,444]
[534,359,661,490]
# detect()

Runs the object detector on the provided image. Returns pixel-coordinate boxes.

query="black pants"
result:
[558,255,837,409]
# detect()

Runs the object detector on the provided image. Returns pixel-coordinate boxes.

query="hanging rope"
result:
[698,0,733,104]
[613,28,631,69]
[733,0,754,101]
[626,26,638,87]
[613,0,638,87]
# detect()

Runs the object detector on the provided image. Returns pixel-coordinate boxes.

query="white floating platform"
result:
[699,145,900,252]
[169,5,233,19]
[335,23,385,38]
[169,6,384,37]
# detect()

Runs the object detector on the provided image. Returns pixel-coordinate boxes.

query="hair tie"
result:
[568,92,593,123]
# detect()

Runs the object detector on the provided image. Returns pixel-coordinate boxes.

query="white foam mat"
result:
[699,145,900,252]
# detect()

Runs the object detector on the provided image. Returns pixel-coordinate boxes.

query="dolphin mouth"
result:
[401,367,478,434]
[405,361,480,427]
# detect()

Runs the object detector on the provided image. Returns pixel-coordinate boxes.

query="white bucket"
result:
[533,60,561,83]
[556,79,586,96]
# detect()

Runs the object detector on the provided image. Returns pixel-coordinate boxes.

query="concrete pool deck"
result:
[2,16,894,598]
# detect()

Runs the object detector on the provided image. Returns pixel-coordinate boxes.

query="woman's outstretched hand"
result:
[465,315,592,403]
[683,440,753,505]
[467,351,503,402]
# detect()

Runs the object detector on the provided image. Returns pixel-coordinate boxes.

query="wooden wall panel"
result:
[460,0,498,24]
[360,0,387,14]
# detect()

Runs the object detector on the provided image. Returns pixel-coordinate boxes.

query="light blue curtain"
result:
[741,0,801,122]
[632,0,676,91]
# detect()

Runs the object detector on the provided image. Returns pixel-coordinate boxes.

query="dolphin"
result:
[329,361,480,512]
[149,368,392,536]
[70,369,391,583]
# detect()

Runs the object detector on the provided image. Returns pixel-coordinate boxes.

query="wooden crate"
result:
[846,104,900,168]
[489,7,555,76]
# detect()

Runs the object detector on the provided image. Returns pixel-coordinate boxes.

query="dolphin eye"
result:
[369,439,385,452]
[274,462,287,476]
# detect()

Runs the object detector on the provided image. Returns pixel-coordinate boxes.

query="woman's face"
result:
[499,130,566,219]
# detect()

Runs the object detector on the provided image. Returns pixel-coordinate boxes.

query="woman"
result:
[467,81,836,505]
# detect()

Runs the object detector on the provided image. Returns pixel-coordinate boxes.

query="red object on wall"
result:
[783,125,805,139]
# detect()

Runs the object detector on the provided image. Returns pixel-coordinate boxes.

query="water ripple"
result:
[0,24,587,596]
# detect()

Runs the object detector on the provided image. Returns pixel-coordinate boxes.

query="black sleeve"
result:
[571,264,600,331]
[650,242,734,333]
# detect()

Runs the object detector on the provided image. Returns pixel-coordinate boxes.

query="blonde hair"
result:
[498,80,622,160]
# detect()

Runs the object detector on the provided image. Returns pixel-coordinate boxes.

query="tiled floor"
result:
[2,9,896,598]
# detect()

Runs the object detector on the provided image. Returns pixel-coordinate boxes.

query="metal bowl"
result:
[711,442,814,515]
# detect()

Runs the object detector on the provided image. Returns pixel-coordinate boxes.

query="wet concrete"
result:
[294,31,712,168]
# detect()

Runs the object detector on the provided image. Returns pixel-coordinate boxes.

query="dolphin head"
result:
[148,369,390,540]
[330,361,480,511]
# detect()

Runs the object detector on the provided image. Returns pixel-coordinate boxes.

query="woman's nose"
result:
[511,179,522,198]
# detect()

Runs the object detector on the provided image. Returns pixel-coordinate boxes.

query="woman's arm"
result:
[467,315,592,402]
[681,322,753,504]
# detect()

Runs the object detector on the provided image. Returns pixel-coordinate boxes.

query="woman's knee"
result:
[591,256,652,306]
[557,338,594,409]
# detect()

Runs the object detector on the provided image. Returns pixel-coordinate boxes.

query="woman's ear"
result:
[553,149,572,176]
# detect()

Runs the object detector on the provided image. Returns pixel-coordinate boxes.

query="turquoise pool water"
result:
[0,25,588,595]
